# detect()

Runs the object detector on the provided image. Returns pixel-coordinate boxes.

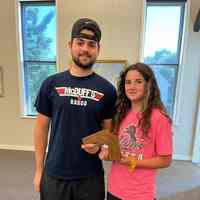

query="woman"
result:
[100,63,173,200]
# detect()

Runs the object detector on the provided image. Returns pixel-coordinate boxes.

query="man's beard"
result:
[72,54,96,69]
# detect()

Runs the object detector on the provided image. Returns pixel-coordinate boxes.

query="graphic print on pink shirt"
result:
[119,120,151,159]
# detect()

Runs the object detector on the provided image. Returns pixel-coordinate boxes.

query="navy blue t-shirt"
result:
[35,70,117,180]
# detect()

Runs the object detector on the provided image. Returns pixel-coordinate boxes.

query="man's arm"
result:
[33,113,50,192]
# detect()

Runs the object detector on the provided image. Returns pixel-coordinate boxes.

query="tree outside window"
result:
[21,2,56,116]
[143,2,185,117]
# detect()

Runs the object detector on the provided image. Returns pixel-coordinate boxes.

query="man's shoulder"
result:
[93,73,116,90]
[43,71,67,84]
[48,71,67,80]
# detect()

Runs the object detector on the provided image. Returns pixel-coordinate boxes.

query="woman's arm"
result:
[136,155,172,169]
[119,154,172,172]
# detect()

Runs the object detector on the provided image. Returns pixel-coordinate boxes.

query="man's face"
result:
[69,29,100,69]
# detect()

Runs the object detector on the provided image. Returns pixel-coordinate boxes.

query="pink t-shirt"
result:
[108,108,172,200]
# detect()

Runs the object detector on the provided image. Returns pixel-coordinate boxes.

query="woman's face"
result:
[125,69,147,105]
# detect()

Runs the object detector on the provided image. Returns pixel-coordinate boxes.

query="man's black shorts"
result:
[40,173,105,200]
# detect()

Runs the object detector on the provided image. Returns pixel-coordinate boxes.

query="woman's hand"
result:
[119,152,137,172]
[98,144,109,160]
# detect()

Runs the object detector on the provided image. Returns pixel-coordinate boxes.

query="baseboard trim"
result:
[0,145,34,152]
[173,154,192,161]
[0,146,193,161]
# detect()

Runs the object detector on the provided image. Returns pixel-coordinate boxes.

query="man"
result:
[33,18,117,200]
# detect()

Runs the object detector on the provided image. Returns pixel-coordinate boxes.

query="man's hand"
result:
[33,170,42,192]
[81,143,100,154]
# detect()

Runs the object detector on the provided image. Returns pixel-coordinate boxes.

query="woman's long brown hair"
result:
[113,63,171,136]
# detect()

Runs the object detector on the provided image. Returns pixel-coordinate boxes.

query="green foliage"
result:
[23,7,55,60]
[144,49,177,65]
[26,63,56,115]
[144,49,178,116]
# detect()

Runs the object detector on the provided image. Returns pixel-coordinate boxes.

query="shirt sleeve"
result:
[34,78,52,117]
[155,113,173,156]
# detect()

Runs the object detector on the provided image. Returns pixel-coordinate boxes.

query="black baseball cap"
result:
[71,18,101,43]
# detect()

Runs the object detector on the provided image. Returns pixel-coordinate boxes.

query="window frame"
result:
[144,2,185,65]
[141,1,186,119]
[16,0,57,118]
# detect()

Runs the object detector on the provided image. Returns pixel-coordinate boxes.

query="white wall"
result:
[173,0,200,160]
[0,0,35,150]
[0,0,200,162]
[57,0,143,70]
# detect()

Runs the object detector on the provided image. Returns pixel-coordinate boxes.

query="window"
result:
[143,0,186,117]
[20,1,56,116]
